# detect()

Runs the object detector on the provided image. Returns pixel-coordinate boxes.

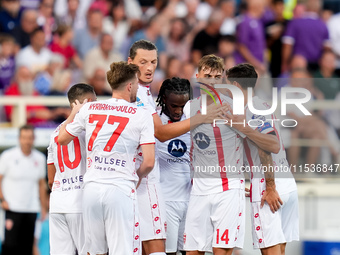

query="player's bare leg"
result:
[212,247,233,255]
[187,251,204,255]
[260,244,281,255]
[143,239,165,255]
[280,243,287,255]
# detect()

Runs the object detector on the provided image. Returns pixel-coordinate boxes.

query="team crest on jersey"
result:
[87,157,92,168]
[168,139,187,157]
[136,97,144,107]
[194,132,210,149]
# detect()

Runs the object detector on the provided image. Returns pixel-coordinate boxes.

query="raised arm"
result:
[137,143,155,179]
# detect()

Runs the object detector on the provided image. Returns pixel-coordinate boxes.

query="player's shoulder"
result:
[1,147,19,157]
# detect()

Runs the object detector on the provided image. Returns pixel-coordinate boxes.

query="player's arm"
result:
[47,164,56,190]
[225,112,280,153]
[39,178,48,220]
[258,148,283,213]
[137,143,155,179]
[0,175,9,211]
[154,103,229,142]
[59,99,87,145]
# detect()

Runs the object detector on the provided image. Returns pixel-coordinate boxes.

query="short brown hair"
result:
[129,40,157,60]
[107,61,140,90]
[198,54,224,73]
[19,124,34,135]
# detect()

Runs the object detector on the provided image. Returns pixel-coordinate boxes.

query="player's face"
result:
[19,129,34,154]
[163,92,190,122]
[128,49,158,85]
[196,67,223,95]
[129,74,139,102]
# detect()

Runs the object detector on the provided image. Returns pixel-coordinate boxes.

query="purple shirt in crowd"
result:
[282,14,329,63]
[0,56,15,92]
[235,14,266,64]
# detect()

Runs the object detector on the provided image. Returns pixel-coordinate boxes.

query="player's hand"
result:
[225,109,247,132]
[260,187,283,213]
[1,200,9,211]
[71,99,88,116]
[245,187,250,197]
[201,103,231,124]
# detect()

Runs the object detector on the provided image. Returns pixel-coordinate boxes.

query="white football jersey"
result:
[157,110,191,202]
[65,98,155,196]
[47,122,86,213]
[243,96,297,202]
[135,83,160,184]
[183,96,245,195]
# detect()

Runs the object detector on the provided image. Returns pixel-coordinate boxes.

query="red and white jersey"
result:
[47,122,86,213]
[65,98,155,196]
[243,96,297,202]
[135,83,159,184]
[157,110,191,202]
[183,96,245,195]
[136,84,156,115]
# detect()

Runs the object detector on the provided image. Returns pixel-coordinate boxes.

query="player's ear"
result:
[127,57,133,64]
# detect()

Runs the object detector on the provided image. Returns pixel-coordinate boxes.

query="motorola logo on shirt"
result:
[194,132,210,149]
[168,139,187,157]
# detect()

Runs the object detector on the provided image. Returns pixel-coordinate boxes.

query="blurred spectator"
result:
[313,51,340,100]
[219,0,236,35]
[266,0,287,78]
[196,0,219,22]
[225,55,236,69]
[54,0,92,22]
[0,0,21,33]
[34,54,65,95]
[0,35,16,93]
[276,54,307,90]
[181,61,195,81]
[89,0,110,16]
[103,1,130,53]
[16,27,52,74]
[286,68,337,166]
[4,66,67,126]
[55,0,86,30]
[83,33,123,85]
[191,10,224,66]
[89,68,111,96]
[20,0,41,10]
[49,69,72,96]
[73,9,103,59]
[49,25,82,69]
[0,124,47,255]
[131,14,167,69]
[235,0,266,74]
[37,0,56,44]
[282,0,330,72]
[327,13,340,75]
[184,0,200,30]
[124,0,143,21]
[218,34,236,59]
[165,56,181,79]
[11,9,38,51]
[166,18,190,62]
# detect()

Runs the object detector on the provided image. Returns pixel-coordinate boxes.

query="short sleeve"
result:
[282,20,296,45]
[248,114,275,134]
[65,105,87,137]
[236,19,250,45]
[0,151,9,175]
[140,110,155,145]
[183,100,191,119]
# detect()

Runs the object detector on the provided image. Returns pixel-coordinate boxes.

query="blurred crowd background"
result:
[1,0,340,167]
[0,0,340,254]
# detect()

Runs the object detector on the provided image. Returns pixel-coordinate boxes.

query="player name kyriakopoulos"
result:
[88,103,137,114]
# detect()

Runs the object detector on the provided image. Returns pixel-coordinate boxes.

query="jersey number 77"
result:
[88,114,129,152]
